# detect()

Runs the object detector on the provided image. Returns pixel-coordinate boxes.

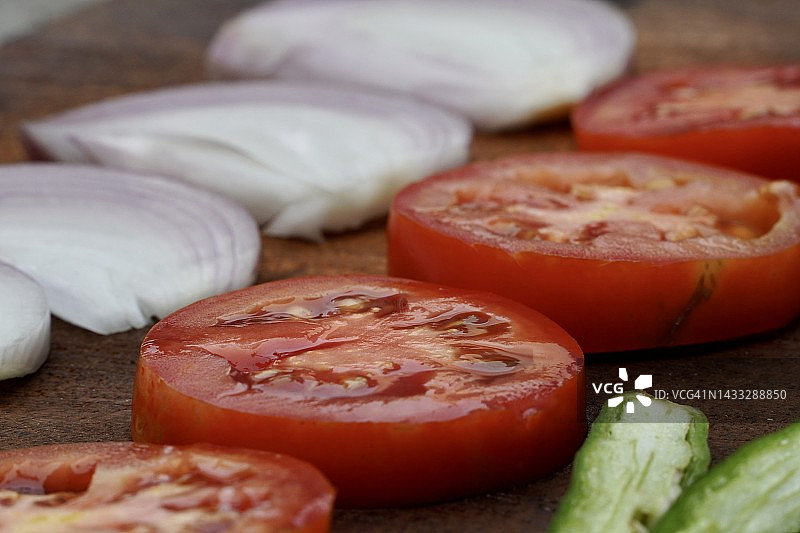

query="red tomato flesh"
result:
[0,442,334,532]
[387,152,800,353]
[573,65,800,181]
[131,275,584,507]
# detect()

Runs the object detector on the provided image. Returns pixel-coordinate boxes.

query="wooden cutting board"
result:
[1,1,799,530]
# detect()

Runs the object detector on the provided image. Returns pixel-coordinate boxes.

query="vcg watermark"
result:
[591,367,653,413]
[591,367,789,407]
[589,360,793,424]
[653,388,788,401]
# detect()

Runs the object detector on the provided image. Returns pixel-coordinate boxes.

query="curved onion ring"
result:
[0,262,50,380]
[0,164,260,335]
[206,0,635,130]
[22,82,471,240]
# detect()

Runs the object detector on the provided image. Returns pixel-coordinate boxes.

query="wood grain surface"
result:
[1,1,799,531]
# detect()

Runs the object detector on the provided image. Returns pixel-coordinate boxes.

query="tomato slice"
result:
[572,65,800,181]
[0,442,334,532]
[131,275,584,507]
[387,152,800,353]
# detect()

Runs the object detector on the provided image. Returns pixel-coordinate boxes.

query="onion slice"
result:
[206,0,636,130]
[0,262,50,380]
[22,82,471,240]
[0,164,260,335]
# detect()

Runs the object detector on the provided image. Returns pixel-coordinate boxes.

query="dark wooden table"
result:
[1,1,799,531]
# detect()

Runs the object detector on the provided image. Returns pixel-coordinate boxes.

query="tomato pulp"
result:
[131,276,584,507]
[0,442,334,532]
[572,65,800,181]
[387,153,800,352]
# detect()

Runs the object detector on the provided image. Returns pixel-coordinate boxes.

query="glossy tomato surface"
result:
[387,153,800,353]
[131,276,584,508]
[572,65,800,181]
[0,442,334,532]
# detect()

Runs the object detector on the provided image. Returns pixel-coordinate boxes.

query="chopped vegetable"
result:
[652,420,800,533]
[132,275,585,507]
[573,65,800,181]
[207,0,635,130]
[22,82,471,240]
[549,392,710,533]
[0,164,259,335]
[0,442,334,532]
[0,262,50,380]
[388,152,800,351]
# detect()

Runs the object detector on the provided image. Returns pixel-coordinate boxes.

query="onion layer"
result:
[0,262,50,380]
[206,0,635,130]
[22,82,471,240]
[0,164,260,335]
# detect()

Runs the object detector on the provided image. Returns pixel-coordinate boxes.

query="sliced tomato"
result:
[0,442,334,532]
[572,65,800,181]
[131,275,584,507]
[387,152,800,353]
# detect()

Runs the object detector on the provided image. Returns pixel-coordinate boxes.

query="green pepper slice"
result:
[549,391,710,532]
[652,420,800,533]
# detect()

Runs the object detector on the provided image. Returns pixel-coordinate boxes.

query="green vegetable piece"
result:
[549,391,710,533]
[652,420,800,533]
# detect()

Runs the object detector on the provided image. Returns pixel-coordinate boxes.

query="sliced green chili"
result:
[549,392,710,533]
[652,420,800,533]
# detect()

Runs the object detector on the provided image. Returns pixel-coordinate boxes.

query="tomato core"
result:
[163,285,574,407]
[651,83,800,123]
[440,172,775,245]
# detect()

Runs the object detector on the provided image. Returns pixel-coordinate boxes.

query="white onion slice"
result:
[0,262,50,380]
[22,82,471,240]
[206,0,636,130]
[0,164,260,335]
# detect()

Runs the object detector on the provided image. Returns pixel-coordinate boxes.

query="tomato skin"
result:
[131,275,585,508]
[134,369,583,507]
[0,442,334,533]
[387,153,800,353]
[572,66,800,181]
[389,212,800,352]
[575,123,800,182]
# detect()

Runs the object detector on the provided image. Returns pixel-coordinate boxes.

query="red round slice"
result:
[572,65,800,181]
[0,442,334,532]
[131,275,584,508]
[387,152,800,353]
